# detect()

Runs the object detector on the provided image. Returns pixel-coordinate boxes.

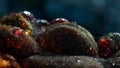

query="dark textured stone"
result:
[40,22,98,57]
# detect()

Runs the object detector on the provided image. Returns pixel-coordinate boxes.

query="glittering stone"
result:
[0,53,20,68]
[21,56,104,68]
[98,33,120,58]
[0,25,40,59]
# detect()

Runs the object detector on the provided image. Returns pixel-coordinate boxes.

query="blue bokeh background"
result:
[0,0,120,40]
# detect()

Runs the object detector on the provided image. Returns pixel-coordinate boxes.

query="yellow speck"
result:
[25,30,31,35]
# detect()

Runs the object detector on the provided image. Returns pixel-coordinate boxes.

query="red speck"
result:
[98,38,106,46]
[14,29,23,35]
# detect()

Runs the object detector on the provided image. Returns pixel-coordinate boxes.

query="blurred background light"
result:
[0,0,120,40]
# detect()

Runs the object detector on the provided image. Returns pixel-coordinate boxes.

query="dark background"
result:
[0,0,120,40]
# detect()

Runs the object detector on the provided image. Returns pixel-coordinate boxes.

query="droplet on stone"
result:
[50,18,69,24]
[36,19,49,26]
[20,11,35,21]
